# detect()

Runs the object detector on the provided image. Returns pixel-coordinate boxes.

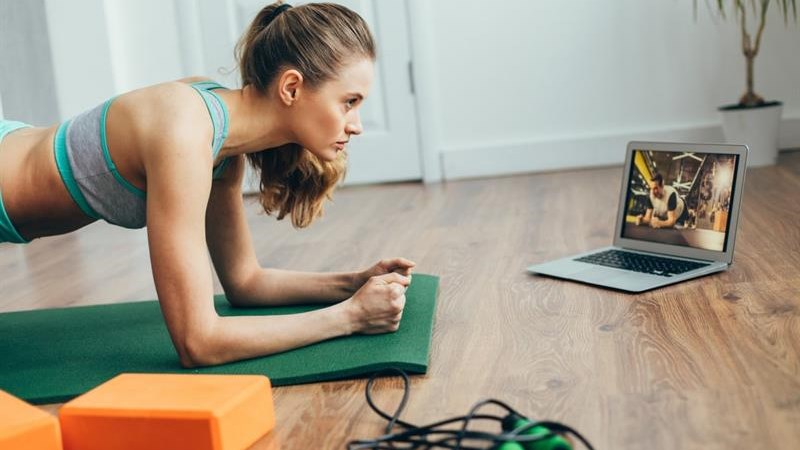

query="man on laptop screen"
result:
[623,150,737,252]
[528,141,747,293]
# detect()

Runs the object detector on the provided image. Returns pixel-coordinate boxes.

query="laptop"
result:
[528,141,748,293]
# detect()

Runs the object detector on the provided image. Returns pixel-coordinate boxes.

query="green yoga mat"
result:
[0,274,438,404]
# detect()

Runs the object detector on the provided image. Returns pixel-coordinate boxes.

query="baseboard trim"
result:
[441,118,800,180]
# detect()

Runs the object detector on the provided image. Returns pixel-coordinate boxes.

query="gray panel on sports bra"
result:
[66,104,147,228]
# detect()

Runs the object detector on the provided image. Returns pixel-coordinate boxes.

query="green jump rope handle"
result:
[496,442,526,450]
[496,415,573,450]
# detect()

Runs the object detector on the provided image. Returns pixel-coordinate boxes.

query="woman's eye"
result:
[346,98,358,108]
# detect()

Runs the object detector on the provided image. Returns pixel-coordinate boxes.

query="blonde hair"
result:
[236,2,376,228]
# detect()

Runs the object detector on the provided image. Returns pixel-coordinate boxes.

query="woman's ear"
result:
[277,69,303,106]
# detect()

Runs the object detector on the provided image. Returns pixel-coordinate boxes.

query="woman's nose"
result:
[346,110,363,136]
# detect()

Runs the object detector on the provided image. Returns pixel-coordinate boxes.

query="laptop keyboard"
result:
[575,249,709,277]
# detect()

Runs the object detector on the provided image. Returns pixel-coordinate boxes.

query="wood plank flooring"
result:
[2,151,799,449]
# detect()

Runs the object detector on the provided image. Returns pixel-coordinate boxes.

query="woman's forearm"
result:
[181,271,410,367]
[186,301,354,367]
[228,268,359,306]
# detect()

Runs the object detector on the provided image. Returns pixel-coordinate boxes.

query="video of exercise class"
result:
[621,149,739,252]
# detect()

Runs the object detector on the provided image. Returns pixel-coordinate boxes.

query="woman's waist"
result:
[0,123,97,239]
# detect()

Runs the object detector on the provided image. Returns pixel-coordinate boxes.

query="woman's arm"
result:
[204,156,415,307]
[144,116,408,367]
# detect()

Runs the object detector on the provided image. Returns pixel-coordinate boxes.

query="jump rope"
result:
[347,369,596,450]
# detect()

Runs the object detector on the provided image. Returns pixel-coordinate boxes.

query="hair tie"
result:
[265,3,292,25]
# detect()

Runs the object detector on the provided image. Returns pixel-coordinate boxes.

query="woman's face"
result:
[293,58,374,162]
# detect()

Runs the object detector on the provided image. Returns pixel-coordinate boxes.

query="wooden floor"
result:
[2,151,799,449]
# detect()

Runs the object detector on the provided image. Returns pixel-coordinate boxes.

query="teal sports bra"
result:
[51,80,231,229]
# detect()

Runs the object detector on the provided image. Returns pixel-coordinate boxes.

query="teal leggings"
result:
[0,120,32,244]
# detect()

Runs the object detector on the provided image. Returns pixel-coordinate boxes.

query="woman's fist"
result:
[345,272,411,334]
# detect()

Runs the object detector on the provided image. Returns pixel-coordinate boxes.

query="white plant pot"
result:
[719,102,782,167]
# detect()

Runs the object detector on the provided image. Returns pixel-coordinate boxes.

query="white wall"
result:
[44,0,116,120]
[415,0,800,179]
[103,0,185,94]
[44,0,187,119]
[0,0,60,125]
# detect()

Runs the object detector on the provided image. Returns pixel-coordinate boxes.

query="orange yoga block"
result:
[0,390,62,450]
[59,373,275,450]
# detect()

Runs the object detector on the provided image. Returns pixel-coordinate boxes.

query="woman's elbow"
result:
[221,267,264,307]
[224,291,255,308]
[221,279,261,308]
[176,327,223,368]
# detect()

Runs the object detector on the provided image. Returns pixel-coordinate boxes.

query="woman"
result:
[0,2,415,367]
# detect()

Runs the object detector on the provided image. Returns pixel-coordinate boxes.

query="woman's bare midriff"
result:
[0,126,96,240]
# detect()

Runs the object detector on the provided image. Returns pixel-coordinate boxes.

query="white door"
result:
[179,0,422,187]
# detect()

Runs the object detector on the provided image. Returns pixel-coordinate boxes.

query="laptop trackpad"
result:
[572,266,628,284]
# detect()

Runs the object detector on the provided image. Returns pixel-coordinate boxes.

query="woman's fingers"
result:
[373,272,411,287]
[380,257,416,273]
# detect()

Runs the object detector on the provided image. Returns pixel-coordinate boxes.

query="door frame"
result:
[406,0,442,183]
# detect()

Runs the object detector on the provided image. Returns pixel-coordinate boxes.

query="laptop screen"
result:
[621,149,740,252]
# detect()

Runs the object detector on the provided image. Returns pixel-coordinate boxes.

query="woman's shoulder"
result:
[128,78,207,112]
[115,79,213,142]
[107,80,216,176]
[175,76,215,85]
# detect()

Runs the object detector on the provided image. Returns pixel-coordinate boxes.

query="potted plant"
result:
[700,0,797,166]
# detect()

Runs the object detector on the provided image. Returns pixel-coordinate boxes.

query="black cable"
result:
[350,412,510,449]
[453,398,523,449]
[349,369,596,450]
[365,368,414,432]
